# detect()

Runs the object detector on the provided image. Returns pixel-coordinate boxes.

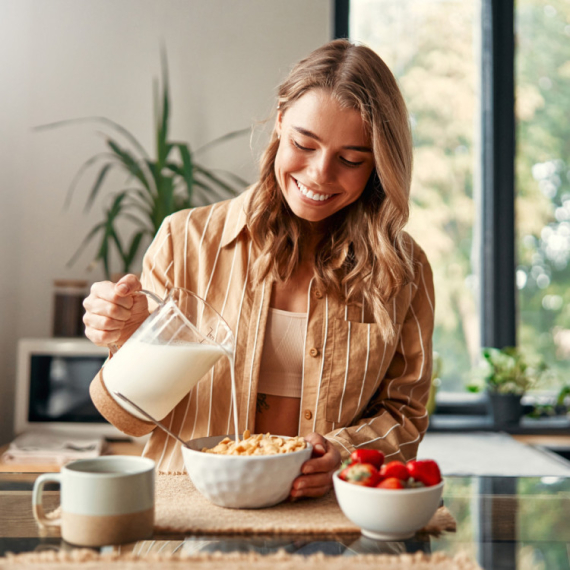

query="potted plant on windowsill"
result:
[468,347,548,427]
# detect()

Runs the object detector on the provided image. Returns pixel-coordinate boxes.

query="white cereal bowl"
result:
[333,470,444,540]
[182,435,313,509]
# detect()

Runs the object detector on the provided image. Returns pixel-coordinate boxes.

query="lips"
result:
[294,178,334,202]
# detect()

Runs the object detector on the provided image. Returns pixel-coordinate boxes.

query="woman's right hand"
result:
[83,274,150,348]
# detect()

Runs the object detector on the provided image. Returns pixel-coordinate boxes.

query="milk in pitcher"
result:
[103,339,226,421]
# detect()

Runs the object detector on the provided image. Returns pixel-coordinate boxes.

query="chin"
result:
[289,204,332,224]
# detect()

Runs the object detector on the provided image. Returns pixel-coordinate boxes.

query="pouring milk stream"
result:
[102,288,239,442]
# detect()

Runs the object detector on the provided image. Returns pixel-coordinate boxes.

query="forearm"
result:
[325,394,429,462]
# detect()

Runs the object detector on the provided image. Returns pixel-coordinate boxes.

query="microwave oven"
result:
[15,338,134,439]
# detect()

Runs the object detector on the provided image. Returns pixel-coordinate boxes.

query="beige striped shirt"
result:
[90,187,435,473]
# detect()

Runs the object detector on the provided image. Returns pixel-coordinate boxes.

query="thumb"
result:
[114,274,140,297]
[314,443,326,456]
[304,432,326,456]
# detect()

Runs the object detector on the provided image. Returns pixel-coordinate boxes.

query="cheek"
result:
[276,146,304,176]
[343,169,374,199]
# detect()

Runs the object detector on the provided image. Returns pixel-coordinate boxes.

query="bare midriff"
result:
[254,261,312,437]
[255,394,301,437]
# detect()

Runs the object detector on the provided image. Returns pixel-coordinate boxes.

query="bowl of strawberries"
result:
[333,449,444,540]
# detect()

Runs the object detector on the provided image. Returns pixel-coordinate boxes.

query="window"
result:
[349,0,481,392]
[516,0,570,390]
[344,0,570,401]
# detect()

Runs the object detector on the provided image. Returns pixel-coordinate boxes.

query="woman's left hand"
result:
[290,432,341,498]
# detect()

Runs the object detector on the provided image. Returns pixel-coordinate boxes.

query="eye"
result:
[341,157,365,167]
[293,140,314,151]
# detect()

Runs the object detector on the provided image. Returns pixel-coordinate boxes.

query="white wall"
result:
[0,0,332,444]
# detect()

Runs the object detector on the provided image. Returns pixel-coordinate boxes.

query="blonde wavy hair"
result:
[247,39,414,342]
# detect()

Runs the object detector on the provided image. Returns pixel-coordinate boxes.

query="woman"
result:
[84,39,434,499]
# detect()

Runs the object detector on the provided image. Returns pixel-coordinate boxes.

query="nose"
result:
[307,152,336,187]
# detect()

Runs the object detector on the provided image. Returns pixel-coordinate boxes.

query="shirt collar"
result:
[220,185,254,248]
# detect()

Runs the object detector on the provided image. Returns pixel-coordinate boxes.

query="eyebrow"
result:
[292,126,372,152]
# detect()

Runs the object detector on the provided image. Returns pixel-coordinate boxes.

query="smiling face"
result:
[274,89,375,224]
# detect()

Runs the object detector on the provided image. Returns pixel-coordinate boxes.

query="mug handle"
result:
[32,473,62,528]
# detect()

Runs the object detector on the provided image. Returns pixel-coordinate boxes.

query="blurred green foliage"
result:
[468,346,548,395]
[353,0,570,392]
[516,0,570,387]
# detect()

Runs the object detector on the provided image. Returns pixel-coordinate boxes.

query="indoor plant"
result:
[469,347,548,426]
[37,54,249,279]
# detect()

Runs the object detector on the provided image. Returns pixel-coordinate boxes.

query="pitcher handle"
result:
[107,289,165,355]
[139,289,164,306]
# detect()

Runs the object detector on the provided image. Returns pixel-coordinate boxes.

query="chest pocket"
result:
[324,319,386,425]
[324,292,409,425]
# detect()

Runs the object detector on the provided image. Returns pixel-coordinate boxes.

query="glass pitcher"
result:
[102,288,235,422]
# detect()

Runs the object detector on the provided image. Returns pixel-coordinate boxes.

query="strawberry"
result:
[406,460,441,487]
[350,449,385,470]
[379,460,410,481]
[339,463,381,487]
[376,477,405,489]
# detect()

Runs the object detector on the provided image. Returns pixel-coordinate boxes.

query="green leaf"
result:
[160,48,170,164]
[67,221,106,268]
[110,228,125,262]
[35,116,151,159]
[193,127,251,155]
[120,212,151,231]
[84,163,114,212]
[154,175,175,232]
[107,140,152,193]
[120,199,153,222]
[194,166,239,198]
[63,152,115,210]
[173,142,194,203]
[123,230,146,271]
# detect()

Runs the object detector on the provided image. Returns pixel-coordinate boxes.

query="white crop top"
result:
[258,307,307,399]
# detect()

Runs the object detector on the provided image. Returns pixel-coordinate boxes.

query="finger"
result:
[84,297,133,321]
[88,282,134,309]
[290,485,331,499]
[115,274,142,296]
[302,452,341,475]
[83,313,125,332]
[303,434,330,460]
[303,432,327,450]
[85,326,122,347]
[293,471,333,492]
[290,473,333,498]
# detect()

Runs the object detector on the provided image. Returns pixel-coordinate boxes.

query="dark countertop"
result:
[1,472,569,569]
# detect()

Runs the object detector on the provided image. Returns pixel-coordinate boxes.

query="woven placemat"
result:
[154,475,456,536]
[0,550,482,569]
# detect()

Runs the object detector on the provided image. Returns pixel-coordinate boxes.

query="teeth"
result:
[295,179,332,202]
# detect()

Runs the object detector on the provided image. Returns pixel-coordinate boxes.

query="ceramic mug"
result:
[32,456,155,546]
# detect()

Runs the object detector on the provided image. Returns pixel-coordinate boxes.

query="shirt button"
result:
[304,410,313,420]
[309,347,319,357]
[314,289,323,299]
